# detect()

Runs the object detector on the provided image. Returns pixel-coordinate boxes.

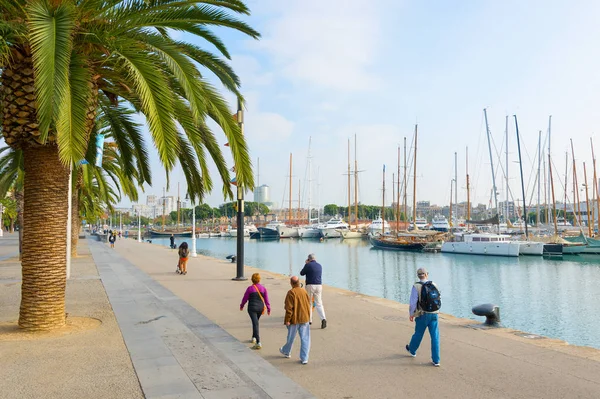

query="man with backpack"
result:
[406,267,441,367]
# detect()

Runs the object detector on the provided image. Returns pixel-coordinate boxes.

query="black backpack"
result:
[418,281,441,312]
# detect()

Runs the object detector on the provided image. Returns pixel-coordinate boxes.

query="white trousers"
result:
[305,284,326,322]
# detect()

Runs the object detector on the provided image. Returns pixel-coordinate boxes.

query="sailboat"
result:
[298,140,324,239]
[371,125,441,251]
[442,110,520,257]
[342,136,364,239]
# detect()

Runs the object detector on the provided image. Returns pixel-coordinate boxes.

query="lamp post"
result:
[0,202,3,237]
[233,99,246,281]
[119,211,122,237]
[137,208,142,242]
[186,194,197,257]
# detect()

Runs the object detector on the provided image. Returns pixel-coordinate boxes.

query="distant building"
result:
[132,204,153,218]
[147,195,157,207]
[498,201,516,220]
[254,185,270,203]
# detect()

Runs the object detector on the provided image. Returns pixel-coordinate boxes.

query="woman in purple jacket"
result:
[240,273,271,349]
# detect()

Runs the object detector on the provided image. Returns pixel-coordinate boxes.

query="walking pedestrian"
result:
[177,242,189,275]
[109,234,116,248]
[279,276,311,365]
[240,273,271,350]
[300,253,327,328]
[170,234,176,249]
[406,267,442,367]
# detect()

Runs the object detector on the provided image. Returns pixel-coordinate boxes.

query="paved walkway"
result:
[0,234,143,399]
[89,239,313,399]
[111,238,600,399]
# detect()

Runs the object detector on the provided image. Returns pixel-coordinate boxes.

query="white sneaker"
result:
[432,361,440,367]
[279,347,291,358]
[252,337,257,345]
[301,360,308,365]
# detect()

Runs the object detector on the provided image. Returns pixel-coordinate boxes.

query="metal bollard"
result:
[472,303,500,326]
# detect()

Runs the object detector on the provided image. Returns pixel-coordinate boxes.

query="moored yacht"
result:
[318,217,349,238]
[277,225,300,238]
[367,217,390,234]
[441,233,520,257]
[431,215,450,232]
[410,217,428,230]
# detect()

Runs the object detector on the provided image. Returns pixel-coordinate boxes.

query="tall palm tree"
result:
[1,0,258,330]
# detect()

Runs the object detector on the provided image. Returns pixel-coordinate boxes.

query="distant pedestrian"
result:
[109,234,116,248]
[280,276,311,365]
[240,273,271,350]
[170,234,176,249]
[177,242,189,275]
[406,267,441,367]
[118,231,122,239]
[300,253,327,329]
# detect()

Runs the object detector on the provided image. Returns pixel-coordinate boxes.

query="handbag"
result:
[254,285,267,315]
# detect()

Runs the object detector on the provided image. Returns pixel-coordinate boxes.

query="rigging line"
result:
[473,112,486,207]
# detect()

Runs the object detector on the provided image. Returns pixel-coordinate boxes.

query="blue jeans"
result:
[281,322,311,362]
[408,313,440,364]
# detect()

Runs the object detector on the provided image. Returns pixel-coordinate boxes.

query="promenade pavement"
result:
[0,233,143,399]
[112,237,600,399]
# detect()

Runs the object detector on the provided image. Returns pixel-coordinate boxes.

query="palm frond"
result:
[56,53,92,165]
[110,38,179,169]
[27,0,75,142]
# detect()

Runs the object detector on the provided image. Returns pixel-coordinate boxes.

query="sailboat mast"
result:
[403,137,408,227]
[592,138,600,234]
[177,182,180,229]
[547,116,552,226]
[564,152,568,226]
[348,139,351,224]
[354,135,359,229]
[392,173,395,228]
[382,165,386,235]
[412,125,418,228]
[514,115,529,238]
[537,131,541,227]
[256,157,260,216]
[584,162,592,236]
[289,153,292,224]
[466,147,471,227]
[483,108,499,226]
[571,139,583,228]
[549,152,559,234]
[454,151,458,219]
[397,146,400,234]
[449,182,453,226]
[308,138,312,225]
[505,115,509,222]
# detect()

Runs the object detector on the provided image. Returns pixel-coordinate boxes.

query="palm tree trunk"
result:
[71,178,79,257]
[16,190,24,260]
[19,145,70,331]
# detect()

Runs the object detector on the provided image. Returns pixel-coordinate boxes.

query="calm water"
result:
[150,236,600,349]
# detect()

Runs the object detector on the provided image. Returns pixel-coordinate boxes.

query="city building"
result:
[146,195,157,207]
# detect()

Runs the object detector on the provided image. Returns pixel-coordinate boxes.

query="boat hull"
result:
[341,230,363,239]
[441,241,520,257]
[150,230,193,238]
[563,244,585,254]
[299,228,322,239]
[370,237,426,251]
[277,225,299,238]
[543,243,563,256]
[320,228,345,238]
[516,241,545,256]
[253,227,280,240]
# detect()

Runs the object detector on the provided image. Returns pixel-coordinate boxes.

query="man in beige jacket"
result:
[280,276,311,364]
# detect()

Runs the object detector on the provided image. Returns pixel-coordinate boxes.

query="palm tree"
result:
[1,0,258,330]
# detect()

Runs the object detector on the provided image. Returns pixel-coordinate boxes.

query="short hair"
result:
[251,273,261,284]
[417,267,428,276]
[307,253,316,261]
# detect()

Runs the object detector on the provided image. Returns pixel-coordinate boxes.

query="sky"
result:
[120,0,600,213]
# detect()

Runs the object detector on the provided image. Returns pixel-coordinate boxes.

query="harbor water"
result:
[150,236,600,349]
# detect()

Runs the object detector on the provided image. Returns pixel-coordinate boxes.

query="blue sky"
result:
[122,1,600,213]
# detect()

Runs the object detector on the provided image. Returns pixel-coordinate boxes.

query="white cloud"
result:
[251,0,385,91]
[246,111,294,142]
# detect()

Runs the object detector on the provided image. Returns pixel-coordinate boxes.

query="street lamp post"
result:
[137,208,142,243]
[233,99,246,281]
[0,203,3,237]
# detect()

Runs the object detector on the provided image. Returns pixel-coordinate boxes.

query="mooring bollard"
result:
[472,303,501,326]
[226,255,236,263]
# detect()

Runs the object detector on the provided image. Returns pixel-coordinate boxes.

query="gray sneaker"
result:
[432,361,440,367]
